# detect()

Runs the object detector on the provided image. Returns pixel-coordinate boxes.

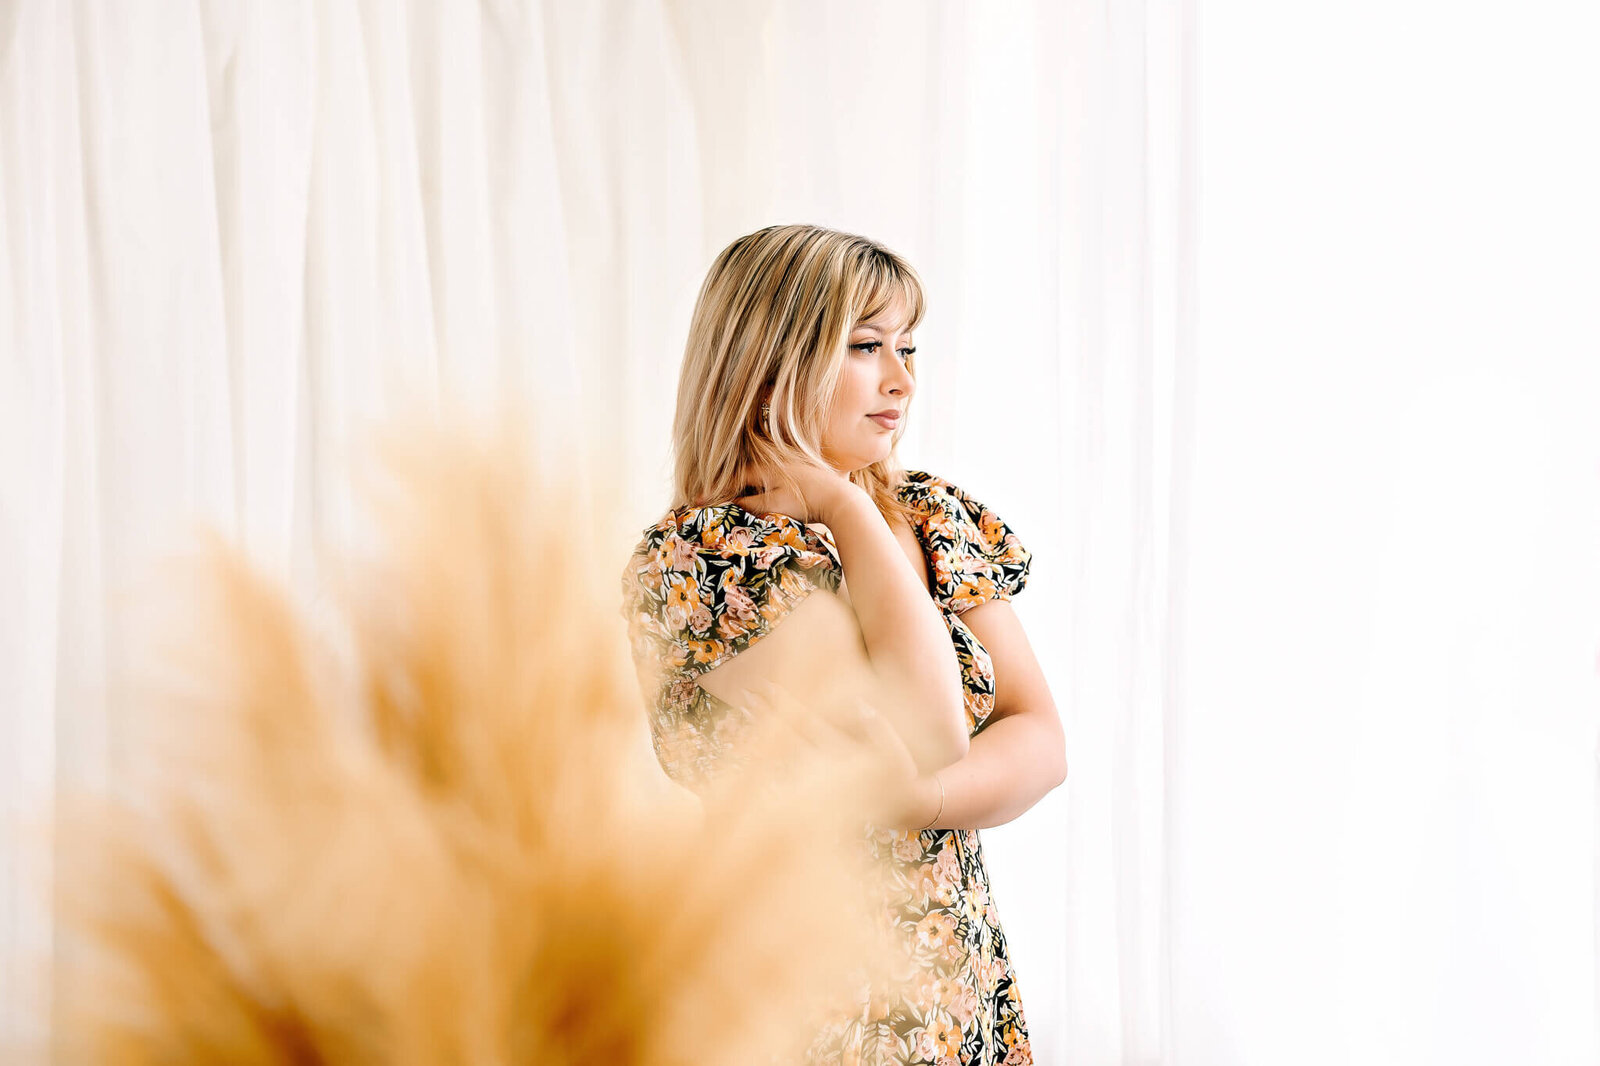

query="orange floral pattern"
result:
[620,470,1033,1065]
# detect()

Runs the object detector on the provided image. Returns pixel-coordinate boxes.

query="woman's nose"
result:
[885,354,913,396]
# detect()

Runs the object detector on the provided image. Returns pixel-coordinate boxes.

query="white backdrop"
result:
[3,1,1595,1064]
[1181,3,1600,1063]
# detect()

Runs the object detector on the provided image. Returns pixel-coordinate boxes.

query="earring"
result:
[760,401,771,419]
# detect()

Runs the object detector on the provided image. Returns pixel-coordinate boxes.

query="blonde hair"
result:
[670,224,925,522]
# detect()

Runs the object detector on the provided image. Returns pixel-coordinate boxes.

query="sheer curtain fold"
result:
[1043,1,1191,1060]
[1,2,1189,1061]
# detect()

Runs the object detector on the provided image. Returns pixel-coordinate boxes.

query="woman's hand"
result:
[734,458,859,526]
[738,680,940,830]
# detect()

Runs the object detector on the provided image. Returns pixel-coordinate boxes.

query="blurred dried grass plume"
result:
[28,408,895,1065]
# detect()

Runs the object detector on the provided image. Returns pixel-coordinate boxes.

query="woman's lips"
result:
[868,413,899,430]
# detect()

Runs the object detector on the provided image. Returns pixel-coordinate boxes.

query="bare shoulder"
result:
[693,585,867,708]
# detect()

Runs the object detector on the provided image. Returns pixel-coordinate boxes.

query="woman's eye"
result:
[850,341,915,361]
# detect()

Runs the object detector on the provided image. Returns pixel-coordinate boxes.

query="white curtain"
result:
[14,1,1599,1064]
[0,3,1181,1059]
[1178,4,1600,1064]
[69,2,1600,1065]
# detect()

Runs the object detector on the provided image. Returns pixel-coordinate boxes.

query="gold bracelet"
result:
[918,773,945,831]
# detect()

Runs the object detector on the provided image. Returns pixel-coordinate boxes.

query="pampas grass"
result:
[27,409,899,1065]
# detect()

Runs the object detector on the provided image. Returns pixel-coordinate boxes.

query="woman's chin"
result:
[848,451,892,475]
[823,439,894,475]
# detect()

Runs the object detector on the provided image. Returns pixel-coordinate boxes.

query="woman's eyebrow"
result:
[852,321,913,339]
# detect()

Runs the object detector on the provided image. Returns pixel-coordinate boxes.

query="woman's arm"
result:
[816,485,969,763]
[898,598,1066,829]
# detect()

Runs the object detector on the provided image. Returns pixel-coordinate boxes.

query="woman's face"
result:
[820,297,917,474]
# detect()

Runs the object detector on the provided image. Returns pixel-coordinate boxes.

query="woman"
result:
[620,224,1066,1066]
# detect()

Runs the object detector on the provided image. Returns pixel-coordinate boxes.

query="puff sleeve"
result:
[905,472,1032,613]
[620,503,843,687]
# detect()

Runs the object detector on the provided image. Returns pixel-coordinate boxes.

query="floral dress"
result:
[619,469,1035,1066]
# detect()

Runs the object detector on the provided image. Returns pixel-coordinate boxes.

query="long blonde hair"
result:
[671,224,925,522]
